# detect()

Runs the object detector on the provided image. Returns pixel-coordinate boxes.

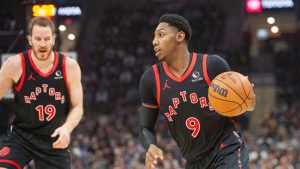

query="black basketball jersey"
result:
[13,50,70,137]
[148,53,237,162]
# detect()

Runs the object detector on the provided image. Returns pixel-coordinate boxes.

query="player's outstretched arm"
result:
[0,55,21,100]
[52,57,83,149]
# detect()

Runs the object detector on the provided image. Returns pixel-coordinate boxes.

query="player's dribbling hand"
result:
[245,77,256,111]
[51,125,71,149]
[247,93,256,111]
[145,144,163,169]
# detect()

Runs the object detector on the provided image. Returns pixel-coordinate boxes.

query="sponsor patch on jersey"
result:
[54,70,63,79]
[191,71,203,82]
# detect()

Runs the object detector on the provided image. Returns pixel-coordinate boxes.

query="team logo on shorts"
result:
[0,146,10,157]
[54,70,63,79]
[191,71,203,82]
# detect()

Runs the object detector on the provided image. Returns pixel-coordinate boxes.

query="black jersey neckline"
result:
[162,52,197,83]
[28,49,59,78]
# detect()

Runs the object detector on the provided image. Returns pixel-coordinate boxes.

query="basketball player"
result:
[0,16,83,169]
[139,14,256,169]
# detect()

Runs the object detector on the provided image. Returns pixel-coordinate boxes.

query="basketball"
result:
[208,71,255,117]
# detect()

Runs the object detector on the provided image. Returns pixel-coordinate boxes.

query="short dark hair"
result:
[159,14,192,41]
[28,16,55,35]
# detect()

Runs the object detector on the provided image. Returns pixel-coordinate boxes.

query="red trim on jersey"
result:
[0,160,22,169]
[233,131,243,169]
[152,65,161,107]
[230,118,238,129]
[162,52,197,83]
[15,53,26,92]
[62,55,70,94]
[238,147,242,169]
[28,50,59,77]
[202,54,210,85]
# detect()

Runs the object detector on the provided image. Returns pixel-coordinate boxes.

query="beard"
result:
[32,46,53,61]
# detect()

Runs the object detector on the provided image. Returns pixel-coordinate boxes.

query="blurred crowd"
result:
[246,100,300,169]
[245,31,300,169]
[0,13,16,31]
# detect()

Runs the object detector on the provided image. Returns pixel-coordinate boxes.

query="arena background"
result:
[0,0,300,168]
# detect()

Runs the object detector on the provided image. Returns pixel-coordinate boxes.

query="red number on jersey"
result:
[35,105,56,121]
[185,117,200,138]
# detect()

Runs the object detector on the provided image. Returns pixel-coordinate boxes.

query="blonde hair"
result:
[28,16,55,35]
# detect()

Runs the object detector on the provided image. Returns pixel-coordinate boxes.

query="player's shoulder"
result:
[0,54,23,80]
[57,51,77,65]
[193,52,221,61]
[2,54,22,69]
[206,54,228,63]
[64,55,80,70]
[194,52,225,60]
[140,64,158,83]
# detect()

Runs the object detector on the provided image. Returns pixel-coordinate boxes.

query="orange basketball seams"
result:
[208,71,255,117]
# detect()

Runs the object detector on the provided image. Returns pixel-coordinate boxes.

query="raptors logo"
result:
[0,147,10,157]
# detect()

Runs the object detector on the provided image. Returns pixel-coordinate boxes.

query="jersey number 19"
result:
[35,105,56,121]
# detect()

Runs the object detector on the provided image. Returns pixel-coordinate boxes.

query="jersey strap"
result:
[202,54,211,85]
[15,53,26,92]
[152,64,161,107]
[61,55,70,94]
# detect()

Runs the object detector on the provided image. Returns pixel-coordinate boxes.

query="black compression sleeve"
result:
[206,55,231,79]
[139,106,159,150]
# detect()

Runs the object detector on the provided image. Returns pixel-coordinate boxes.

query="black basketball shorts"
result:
[0,127,70,169]
[186,131,250,169]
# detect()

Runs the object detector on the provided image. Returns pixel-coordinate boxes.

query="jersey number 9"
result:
[185,117,200,138]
